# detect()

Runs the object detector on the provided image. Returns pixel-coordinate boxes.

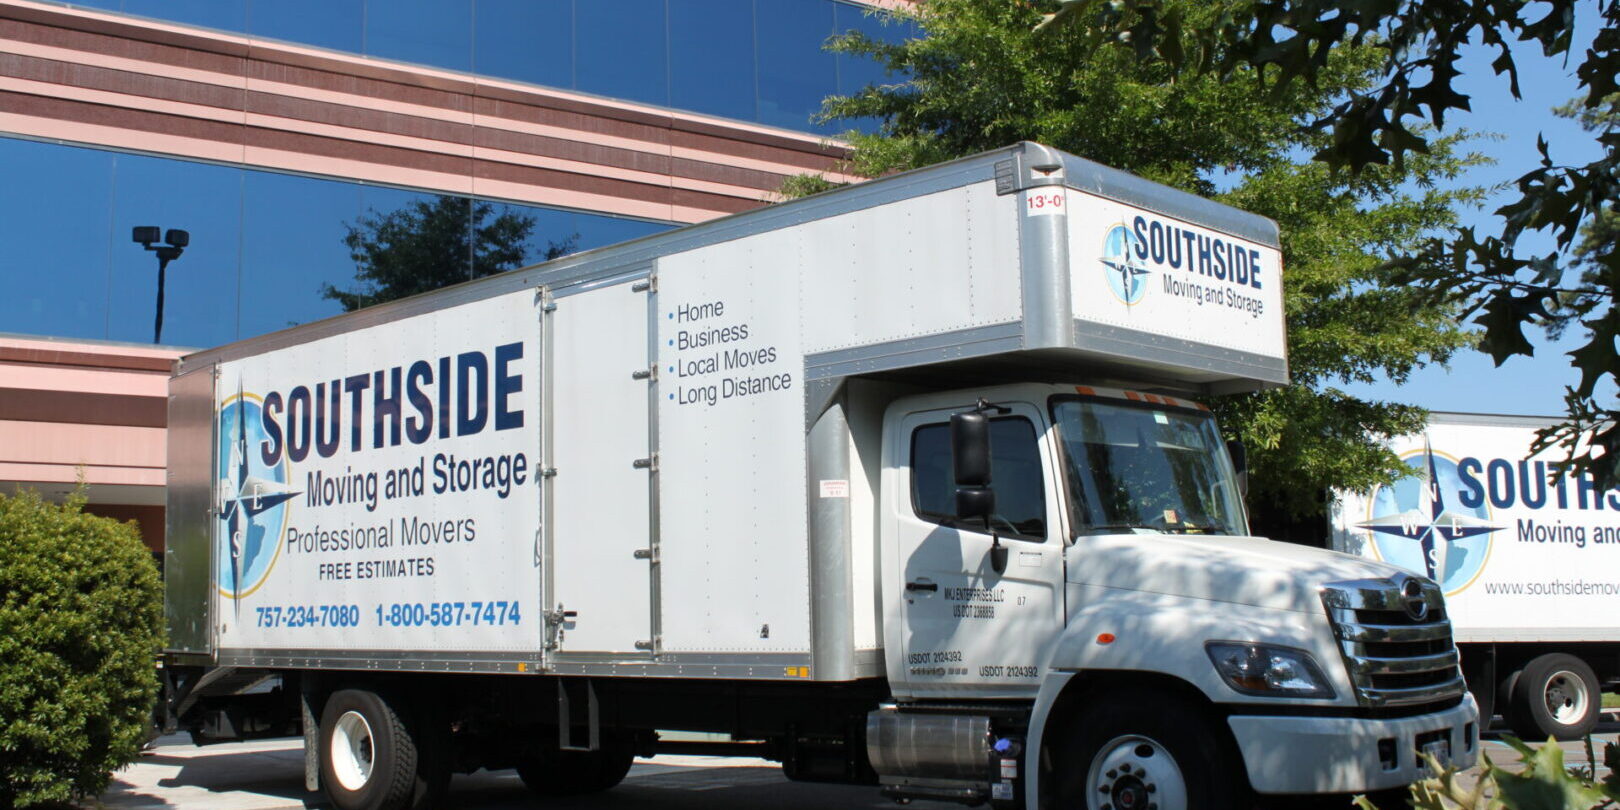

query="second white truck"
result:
[159,142,1477,810]
[1332,412,1620,741]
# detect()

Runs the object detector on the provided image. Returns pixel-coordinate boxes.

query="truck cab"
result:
[870,383,1478,805]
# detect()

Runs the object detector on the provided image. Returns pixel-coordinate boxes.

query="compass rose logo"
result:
[1357,439,1501,594]
[216,386,300,603]
[1100,224,1150,305]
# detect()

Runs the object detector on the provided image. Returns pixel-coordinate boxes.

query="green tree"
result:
[808,0,1482,529]
[322,195,577,311]
[0,490,163,809]
[1045,0,1620,487]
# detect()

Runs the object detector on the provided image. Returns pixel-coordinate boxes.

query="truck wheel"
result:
[1055,690,1247,810]
[319,689,420,810]
[1505,654,1601,741]
[516,745,634,796]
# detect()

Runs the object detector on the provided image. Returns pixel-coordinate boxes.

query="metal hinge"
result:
[632,547,659,562]
[631,366,655,380]
[631,276,655,293]
[634,637,659,651]
[541,467,558,478]
[632,455,658,471]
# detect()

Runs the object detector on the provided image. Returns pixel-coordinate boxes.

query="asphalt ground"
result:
[83,722,1620,810]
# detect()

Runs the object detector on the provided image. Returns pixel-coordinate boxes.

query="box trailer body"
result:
[1330,412,1620,739]
[162,143,1476,810]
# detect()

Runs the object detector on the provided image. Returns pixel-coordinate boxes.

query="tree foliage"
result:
[322,195,576,311]
[1045,0,1620,487]
[0,490,163,809]
[808,0,1483,524]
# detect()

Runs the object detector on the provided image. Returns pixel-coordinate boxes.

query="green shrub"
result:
[0,490,164,809]
[1358,735,1620,809]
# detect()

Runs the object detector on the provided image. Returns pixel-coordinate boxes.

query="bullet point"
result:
[667,339,673,346]
[668,366,674,372]
[667,312,673,319]
[668,393,674,400]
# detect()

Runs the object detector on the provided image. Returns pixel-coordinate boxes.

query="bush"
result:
[0,490,164,809]
[1358,735,1620,809]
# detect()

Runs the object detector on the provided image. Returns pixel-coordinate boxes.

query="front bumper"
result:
[1227,695,1478,795]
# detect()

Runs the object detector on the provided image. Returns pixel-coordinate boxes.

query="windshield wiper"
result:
[1078,523,1164,534]
[1078,522,1230,535]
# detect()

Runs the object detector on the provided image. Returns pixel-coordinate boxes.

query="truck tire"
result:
[1055,690,1247,810]
[1506,653,1601,741]
[516,745,635,796]
[319,689,421,810]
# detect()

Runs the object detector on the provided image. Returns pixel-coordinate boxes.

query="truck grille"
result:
[1321,577,1466,709]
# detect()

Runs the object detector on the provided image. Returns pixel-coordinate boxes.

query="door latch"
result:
[543,604,577,651]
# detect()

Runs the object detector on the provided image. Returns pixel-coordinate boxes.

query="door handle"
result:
[905,580,938,593]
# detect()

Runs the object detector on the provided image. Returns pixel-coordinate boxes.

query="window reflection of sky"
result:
[0,140,672,348]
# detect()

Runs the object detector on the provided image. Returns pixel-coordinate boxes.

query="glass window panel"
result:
[910,418,1047,541]
[248,0,362,54]
[474,0,573,89]
[63,0,125,14]
[239,171,357,336]
[121,0,247,32]
[572,212,675,250]
[756,0,837,132]
[575,0,668,107]
[0,140,116,341]
[483,204,579,270]
[364,0,473,73]
[832,1,907,133]
[669,0,755,121]
[108,155,243,348]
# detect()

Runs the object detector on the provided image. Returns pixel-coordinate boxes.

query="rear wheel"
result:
[319,689,420,810]
[1055,689,1247,810]
[1505,653,1601,741]
[516,745,635,797]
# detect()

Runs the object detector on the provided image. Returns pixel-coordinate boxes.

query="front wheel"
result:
[1505,653,1601,741]
[1055,689,1248,810]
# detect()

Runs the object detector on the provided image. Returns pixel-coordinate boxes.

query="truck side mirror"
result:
[954,487,995,525]
[951,411,992,487]
[1226,439,1249,499]
[950,410,995,525]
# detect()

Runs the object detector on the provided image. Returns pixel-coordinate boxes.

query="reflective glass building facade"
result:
[0,0,906,543]
[0,0,905,348]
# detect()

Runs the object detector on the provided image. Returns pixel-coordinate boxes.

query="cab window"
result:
[909,417,1046,541]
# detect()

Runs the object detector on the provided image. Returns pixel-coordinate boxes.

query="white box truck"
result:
[1330,412,1620,741]
[160,142,1477,810]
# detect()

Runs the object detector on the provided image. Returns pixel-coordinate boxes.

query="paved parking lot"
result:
[87,734,949,810]
[85,724,1620,810]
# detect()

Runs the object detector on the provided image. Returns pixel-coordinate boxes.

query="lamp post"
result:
[132,226,188,344]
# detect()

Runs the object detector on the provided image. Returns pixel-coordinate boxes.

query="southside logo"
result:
[1100,216,1268,311]
[217,388,300,601]
[1100,223,1150,305]
[1357,441,1501,594]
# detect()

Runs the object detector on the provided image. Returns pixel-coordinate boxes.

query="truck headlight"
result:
[1206,642,1334,699]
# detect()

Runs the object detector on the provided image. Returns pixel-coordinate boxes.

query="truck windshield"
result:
[1050,396,1247,538]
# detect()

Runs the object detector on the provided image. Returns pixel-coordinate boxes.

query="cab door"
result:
[883,401,1067,698]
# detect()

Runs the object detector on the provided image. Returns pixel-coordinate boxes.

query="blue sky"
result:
[1341,4,1610,418]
